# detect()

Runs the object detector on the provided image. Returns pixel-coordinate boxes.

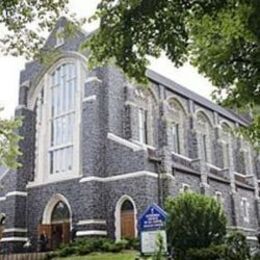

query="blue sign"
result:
[139,203,167,231]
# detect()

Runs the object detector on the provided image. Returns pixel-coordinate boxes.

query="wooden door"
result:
[38,224,52,250]
[121,211,135,239]
[62,223,70,244]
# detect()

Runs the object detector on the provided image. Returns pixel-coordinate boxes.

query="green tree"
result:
[0,109,22,168]
[165,192,226,258]
[0,0,70,58]
[87,0,260,146]
[0,1,72,169]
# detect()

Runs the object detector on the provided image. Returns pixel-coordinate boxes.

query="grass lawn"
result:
[55,250,138,260]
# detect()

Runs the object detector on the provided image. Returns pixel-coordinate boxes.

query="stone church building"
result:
[0,18,259,252]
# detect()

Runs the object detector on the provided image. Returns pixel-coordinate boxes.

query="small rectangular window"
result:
[241,198,249,222]
[215,191,223,204]
[172,123,180,154]
[180,183,190,193]
[138,108,148,144]
[202,134,208,162]
[223,143,230,168]
[56,27,65,47]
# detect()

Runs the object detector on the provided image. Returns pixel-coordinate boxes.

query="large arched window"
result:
[33,57,85,184]
[167,98,187,155]
[135,88,157,146]
[196,111,213,163]
[49,63,76,175]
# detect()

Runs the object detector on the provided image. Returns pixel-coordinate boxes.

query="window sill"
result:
[131,140,156,151]
[171,152,193,162]
[26,174,82,189]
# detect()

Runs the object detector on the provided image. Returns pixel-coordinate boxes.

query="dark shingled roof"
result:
[147,69,250,126]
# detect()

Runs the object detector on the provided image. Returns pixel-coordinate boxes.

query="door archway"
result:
[115,195,137,241]
[39,194,71,250]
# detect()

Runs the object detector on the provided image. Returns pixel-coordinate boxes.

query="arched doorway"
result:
[115,195,137,241]
[39,194,71,250]
[50,201,70,249]
[120,200,135,239]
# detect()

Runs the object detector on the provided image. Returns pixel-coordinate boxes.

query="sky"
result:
[0,0,213,119]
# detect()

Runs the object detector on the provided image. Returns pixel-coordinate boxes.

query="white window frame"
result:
[215,191,224,204]
[180,183,190,193]
[56,27,65,47]
[138,108,148,144]
[49,63,76,176]
[32,57,85,185]
[171,122,180,154]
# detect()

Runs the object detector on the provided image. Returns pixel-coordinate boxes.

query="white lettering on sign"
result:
[141,230,167,254]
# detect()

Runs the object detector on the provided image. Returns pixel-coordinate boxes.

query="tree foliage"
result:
[165,192,226,258]
[0,0,84,59]
[0,109,22,168]
[87,0,260,146]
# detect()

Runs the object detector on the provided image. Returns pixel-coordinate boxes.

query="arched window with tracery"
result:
[49,63,76,175]
[167,98,187,155]
[196,111,213,163]
[33,57,85,184]
[134,88,157,146]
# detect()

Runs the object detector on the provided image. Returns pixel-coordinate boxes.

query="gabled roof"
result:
[147,69,250,126]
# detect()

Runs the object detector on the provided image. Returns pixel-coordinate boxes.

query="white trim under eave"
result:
[80,171,158,183]
[76,230,107,236]
[0,237,28,242]
[3,228,27,233]
[107,133,144,152]
[0,197,6,201]
[247,236,257,241]
[227,226,256,232]
[77,219,106,225]
[83,95,97,103]
[85,77,102,84]
[6,191,27,197]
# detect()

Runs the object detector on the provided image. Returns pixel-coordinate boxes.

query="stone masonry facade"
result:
[0,18,259,252]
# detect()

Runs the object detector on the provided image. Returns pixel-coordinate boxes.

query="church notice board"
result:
[138,203,168,255]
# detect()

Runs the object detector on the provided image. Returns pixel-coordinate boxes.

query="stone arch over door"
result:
[115,195,137,241]
[42,194,72,224]
[39,194,72,250]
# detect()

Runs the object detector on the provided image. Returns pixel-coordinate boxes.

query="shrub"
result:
[186,244,226,260]
[252,252,260,260]
[77,244,92,256]
[126,238,140,250]
[166,193,227,258]
[58,246,77,257]
[224,231,250,260]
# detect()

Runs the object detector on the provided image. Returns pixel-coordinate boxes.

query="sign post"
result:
[139,203,168,255]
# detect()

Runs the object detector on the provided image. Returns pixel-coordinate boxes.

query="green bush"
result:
[224,231,250,260]
[166,193,227,258]
[186,245,226,260]
[77,243,92,256]
[126,238,140,250]
[54,237,128,257]
[102,240,124,252]
[58,246,77,257]
[252,252,260,260]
